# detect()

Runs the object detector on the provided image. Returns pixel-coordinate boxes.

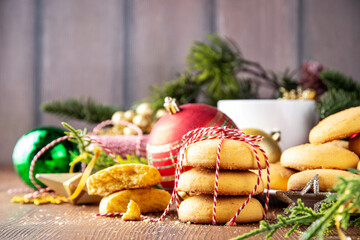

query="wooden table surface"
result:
[1,165,359,240]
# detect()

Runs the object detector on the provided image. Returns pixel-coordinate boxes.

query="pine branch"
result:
[146,34,265,108]
[233,200,324,240]
[146,72,202,111]
[317,89,360,119]
[316,70,360,119]
[41,97,119,123]
[320,70,360,93]
[233,170,360,240]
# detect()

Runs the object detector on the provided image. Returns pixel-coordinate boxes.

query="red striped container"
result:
[146,104,237,191]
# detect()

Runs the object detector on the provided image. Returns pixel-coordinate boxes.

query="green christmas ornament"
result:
[12,126,79,189]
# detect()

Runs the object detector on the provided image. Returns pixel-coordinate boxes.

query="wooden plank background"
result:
[1,0,360,165]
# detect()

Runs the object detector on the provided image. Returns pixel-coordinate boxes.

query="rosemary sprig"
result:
[62,122,147,173]
[233,170,360,240]
[233,200,327,240]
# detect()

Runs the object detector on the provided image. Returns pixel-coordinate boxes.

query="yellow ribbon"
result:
[68,148,101,200]
[335,204,349,240]
[69,152,88,173]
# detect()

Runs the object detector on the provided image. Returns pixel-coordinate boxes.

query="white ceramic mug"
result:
[217,99,317,151]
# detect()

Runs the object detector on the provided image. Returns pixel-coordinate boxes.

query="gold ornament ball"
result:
[123,127,138,136]
[155,108,168,120]
[242,128,282,163]
[113,125,125,135]
[124,110,136,122]
[132,115,151,129]
[112,111,126,124]
[136,103,153,117]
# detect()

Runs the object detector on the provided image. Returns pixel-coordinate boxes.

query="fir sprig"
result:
[41,97,119,123]
[320,70,360,94]
[317,89,360,119]
[147,72,202,110]
[233,200,328,240]
[317,70,360,119]
[147,34,275,108]
[233,170,360,240]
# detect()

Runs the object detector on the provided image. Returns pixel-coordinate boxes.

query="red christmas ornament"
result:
[147,97,237,191]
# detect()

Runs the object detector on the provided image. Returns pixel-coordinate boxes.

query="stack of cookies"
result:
[281,107,360,192]
[177,139,266,224]
[87,164,171,219]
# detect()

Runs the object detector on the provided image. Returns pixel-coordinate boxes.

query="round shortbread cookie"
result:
[87,164,162,195]
[349,134,360,156]
[257,163,297,191]
[178,195,264,224]
[309,106,360,144]
[358,161,360,170]
[183,139,266,170]
[177,168,264,195]
[287,169,358,191]
[280,144,359,171]
[99,188,171,214]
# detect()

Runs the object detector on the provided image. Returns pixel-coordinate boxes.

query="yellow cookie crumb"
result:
[122,200,141,221]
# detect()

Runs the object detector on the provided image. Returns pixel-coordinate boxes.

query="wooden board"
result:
[1,166,360,239]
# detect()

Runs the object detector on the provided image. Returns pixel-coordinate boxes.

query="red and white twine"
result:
[98,126,270,225]
[27,123,270,226]
[28,130,121,191]
[177,126,270,225]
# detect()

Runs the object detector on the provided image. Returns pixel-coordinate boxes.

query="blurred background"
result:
[1,0,360,165]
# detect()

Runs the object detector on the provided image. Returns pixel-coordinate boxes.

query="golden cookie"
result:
[257,163,297,191]
[177,168,264,195]
[309,106,360,144]
[178,195,264,224]
[287,169,358,191]
[99,188,171,214]
[280,144,359,171]
[87,164,162,195]
[358,161,360,171]
[183,139,266,170]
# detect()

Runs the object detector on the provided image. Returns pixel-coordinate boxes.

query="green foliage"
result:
[41,97,119,123]
[233,200,327,240]
[269,69,298,98]
[62,122,147,173]
[317,70,360,119]
[147,72,202,111]
[317,89,360,119]
[233,169,360,240]
[146,34,266,110]
[320,70,360,93]
[187,35,248,105]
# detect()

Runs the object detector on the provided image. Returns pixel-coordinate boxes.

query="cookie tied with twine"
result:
[177,126,270,225]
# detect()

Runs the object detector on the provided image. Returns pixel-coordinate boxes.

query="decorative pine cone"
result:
[300,60,327,97]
